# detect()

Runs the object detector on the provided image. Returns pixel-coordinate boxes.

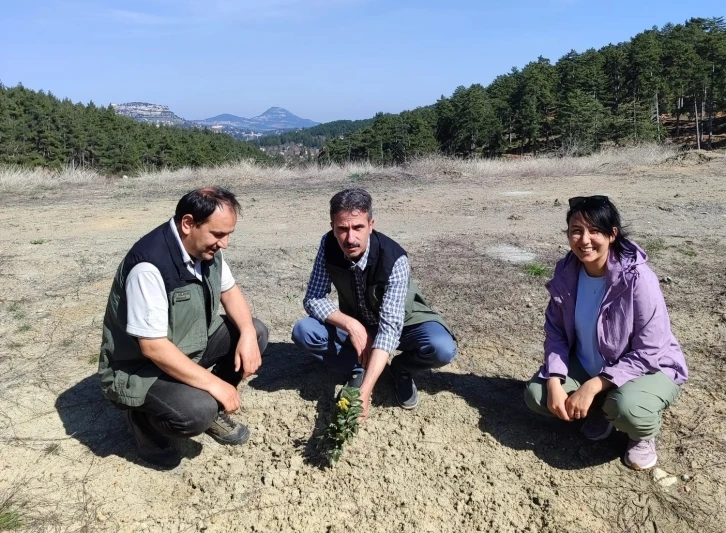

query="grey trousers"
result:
[523,356,680,441]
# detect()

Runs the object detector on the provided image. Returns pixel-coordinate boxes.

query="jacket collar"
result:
[162,220,200,282]
[548,239,646,300]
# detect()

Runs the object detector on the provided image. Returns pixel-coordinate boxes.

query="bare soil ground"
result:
[0,154,724,532]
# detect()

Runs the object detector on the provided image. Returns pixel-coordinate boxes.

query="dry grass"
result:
[0,144,680,194]
[0,165,101,193]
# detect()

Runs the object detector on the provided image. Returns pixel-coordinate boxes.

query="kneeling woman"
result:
[524,196,688,470]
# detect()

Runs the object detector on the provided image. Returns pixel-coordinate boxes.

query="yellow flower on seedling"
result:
[337,397,350,411]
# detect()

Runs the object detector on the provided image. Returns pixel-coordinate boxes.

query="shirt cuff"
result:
[371,336,398,355]
[126,325,167,338]
[306,298,338,322]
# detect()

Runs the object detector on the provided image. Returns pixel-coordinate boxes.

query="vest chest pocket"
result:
[169,286,208,355]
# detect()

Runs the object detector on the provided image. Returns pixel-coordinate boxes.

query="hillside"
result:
[111,102,186,126]
[318,16,726,164]
[195,107,319,136]
[0,84,272,173]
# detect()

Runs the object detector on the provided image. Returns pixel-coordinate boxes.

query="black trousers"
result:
[127,316,269,439]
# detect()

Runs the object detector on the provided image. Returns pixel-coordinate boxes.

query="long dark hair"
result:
[566,196,629,258]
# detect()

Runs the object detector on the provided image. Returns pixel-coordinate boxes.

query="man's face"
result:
[179,205,237,261]
[331,209,374,260]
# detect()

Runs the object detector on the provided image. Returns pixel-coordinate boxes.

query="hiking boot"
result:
[390,363,419,410]
[125,410,181,469]
[624,439,658,470]
[345,368,365,389]
[581,413,614,441]
[205,413,250,446]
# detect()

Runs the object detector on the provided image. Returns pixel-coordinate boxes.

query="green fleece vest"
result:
[323,230,451,334]
[98,222,223,407]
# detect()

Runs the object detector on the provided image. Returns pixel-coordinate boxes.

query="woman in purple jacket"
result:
[524,195,688,470]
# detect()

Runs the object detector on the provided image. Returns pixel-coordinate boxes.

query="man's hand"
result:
[234,327,262,379]
[345,319,370,361]
[207,379,240,413]
[547,378,571,421]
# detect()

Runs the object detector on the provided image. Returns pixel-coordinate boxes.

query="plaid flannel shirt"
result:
[303,235,410,355]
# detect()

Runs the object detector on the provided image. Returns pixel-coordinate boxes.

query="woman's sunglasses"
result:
[568,195,609,208]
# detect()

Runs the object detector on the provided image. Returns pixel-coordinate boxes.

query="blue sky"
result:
[0,1,714,122]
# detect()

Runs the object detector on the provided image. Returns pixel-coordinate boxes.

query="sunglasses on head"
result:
[568,195,609,208]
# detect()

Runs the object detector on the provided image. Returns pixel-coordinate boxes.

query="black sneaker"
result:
[126,411,181,469]
[345,368,365,389]
[390,364,419,410]
[205,413,250,445]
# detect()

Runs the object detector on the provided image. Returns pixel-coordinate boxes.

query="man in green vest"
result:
[291,188,456,418]
[98,187,268,468]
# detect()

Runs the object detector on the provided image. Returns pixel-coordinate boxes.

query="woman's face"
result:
[567,212,616,275]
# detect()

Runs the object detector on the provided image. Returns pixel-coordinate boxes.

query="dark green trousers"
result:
[524,356,680,440]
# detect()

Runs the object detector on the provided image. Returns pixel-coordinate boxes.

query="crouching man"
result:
[292,188,456,418]
[98,187,268,468]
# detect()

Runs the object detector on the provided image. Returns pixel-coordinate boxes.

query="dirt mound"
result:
[662,149,726,166]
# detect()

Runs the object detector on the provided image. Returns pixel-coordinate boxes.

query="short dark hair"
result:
[329,188,373,220]
[566,197,628,257]
[174,187,241,226]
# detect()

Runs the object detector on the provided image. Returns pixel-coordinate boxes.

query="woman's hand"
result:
[547,378,571,421]
[565,377,612,419]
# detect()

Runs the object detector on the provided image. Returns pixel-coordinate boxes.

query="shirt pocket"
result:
[599,301,632,361]
[169,286,207,355]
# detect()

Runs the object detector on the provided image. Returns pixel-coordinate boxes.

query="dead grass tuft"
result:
[0,144,680,195]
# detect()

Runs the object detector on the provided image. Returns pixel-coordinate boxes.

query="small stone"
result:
[657,476,678,488]
[526,302,533,308]
[684,485,692,493]
[96,512,107,522]
[652,468,669,482]
[681,474,692,482]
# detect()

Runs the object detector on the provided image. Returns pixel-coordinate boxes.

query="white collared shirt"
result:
[125,218,235,338]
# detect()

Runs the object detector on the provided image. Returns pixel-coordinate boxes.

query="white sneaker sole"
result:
[624,453,658,470]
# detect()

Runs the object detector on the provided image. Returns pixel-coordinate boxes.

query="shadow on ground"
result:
[55,375,202,469]
[252,342,625,470]
[417,370,626,470]
[249,342,342,468]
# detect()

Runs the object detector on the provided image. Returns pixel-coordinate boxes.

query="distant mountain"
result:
[112,102,186,126]
[196,107,319,133]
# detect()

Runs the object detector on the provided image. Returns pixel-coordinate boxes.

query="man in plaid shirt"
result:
[292,188,456,418]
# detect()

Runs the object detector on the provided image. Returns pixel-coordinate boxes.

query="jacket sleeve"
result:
[540,292,570,380]
[600,270,666,387]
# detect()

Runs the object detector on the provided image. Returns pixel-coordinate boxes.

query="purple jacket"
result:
[539,239,688,388]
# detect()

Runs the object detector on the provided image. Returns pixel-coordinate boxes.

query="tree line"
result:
[0,84,272,173]
[251,118,376,148]
[320,17,726,164]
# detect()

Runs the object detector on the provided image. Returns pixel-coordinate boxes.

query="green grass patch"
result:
[644,237,667,257]
[16,324,31,333]
[524,264,550,277]
[348,171,370,181]
[678,248,697,257]
[30,239,47,245]
[0,502,24,530]
[88,353,99,364]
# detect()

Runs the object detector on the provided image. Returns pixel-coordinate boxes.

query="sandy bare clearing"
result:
[0,156,725,533]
